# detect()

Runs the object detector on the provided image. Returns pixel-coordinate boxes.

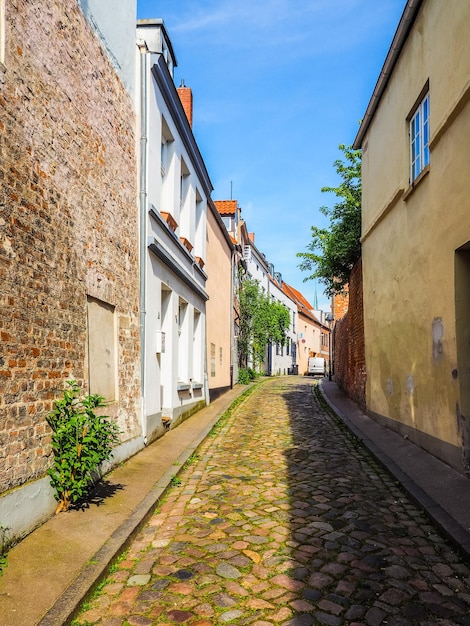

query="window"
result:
[161,141,167,177]
[180,157,190,208]
[177,298,189,382]
[193,309,202,383]
[222,216,232,231]
[161,116,174,177]
[211,343,216,377]
[410,92,430,182]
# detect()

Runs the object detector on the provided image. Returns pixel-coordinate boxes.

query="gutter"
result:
[353,0,424,149]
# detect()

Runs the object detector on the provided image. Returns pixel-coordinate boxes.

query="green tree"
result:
[238,277,290,370]
[297,144,361,296]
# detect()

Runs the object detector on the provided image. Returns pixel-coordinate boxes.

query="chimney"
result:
[177,79,193,128]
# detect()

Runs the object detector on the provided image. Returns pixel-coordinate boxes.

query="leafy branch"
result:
[238,278,290,370]
[297,144,361,296]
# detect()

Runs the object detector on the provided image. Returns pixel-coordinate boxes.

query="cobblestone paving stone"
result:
[74,377,470,626]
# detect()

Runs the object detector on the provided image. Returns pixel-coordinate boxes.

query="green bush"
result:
[46,380,121,513]
[238,368,251,384]
[0,525,9,575]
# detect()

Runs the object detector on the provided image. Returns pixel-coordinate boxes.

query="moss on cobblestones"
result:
[73,377,470,626]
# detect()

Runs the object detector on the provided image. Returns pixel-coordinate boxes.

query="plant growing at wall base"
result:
[46,380,121,514]
[238,368,258,384]
[0,525,10,574]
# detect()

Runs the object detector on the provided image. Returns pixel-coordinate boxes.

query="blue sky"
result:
[136,0,405,312]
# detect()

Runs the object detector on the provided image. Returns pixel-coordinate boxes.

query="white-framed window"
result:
[180,157,190,208]
[160,140,167,177]
[161,116,174,177]
[211,343,216,377]
[410,92,430,182]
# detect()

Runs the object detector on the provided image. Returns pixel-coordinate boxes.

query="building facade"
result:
[136,20,211,436]
[354,0,470,472]
[1,0,141,541]
[266,272,298,376]
[282,284,330,376]
[205,199,235,400]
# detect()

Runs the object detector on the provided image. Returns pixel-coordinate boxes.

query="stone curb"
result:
[318,380,470,561]
[38,383,260,626]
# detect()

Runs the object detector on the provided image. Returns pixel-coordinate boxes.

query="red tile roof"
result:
[214,200,237,215]
[282,282,324,324]
[282,282,313,310]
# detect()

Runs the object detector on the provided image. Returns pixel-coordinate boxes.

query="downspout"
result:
[138,42,148,444]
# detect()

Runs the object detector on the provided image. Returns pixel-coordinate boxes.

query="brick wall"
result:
[332,289,349,321]
[177,84,193,128]
[0,1,140,493]
[333,259,366,408]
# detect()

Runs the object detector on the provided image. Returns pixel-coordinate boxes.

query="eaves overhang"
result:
[148,238,209,302]
[151,56,213,199]
[353,0,424,149]
[137,19,177,68]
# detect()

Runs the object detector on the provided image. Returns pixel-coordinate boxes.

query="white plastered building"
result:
[136,20,211,440]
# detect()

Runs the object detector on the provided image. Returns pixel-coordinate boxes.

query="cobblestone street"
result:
[75,377,470,626]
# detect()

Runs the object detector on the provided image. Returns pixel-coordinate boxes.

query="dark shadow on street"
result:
[73,479,124,511]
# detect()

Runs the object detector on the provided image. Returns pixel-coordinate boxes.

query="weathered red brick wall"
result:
[332,289,349,321]
[333,259,366,408]
[0,1,140,493]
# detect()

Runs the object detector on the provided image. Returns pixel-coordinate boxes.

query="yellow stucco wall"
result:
[361,0,470,463]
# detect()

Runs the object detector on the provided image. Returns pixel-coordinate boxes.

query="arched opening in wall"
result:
[455,243,470,470]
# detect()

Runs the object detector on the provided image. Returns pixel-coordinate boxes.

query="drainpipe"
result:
[138,42,148,444]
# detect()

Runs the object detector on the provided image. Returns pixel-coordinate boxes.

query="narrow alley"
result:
[74,377,470,626]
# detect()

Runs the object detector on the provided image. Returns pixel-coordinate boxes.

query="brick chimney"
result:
[177,79,193,128]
